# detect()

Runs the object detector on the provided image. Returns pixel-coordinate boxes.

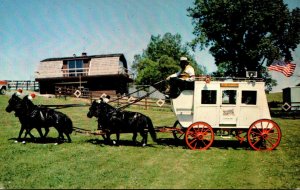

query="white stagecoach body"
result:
[171,79,281,151]
[172,80,270,128]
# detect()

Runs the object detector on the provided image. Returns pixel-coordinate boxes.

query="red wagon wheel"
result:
[185,122,214,150]
[247,119,281,151]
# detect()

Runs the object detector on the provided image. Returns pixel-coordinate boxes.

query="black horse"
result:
[5,93,41,141]
[21,95,73,143]
[6,93,73,143]
[87,99,157,146]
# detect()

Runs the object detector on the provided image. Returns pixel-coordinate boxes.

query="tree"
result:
[188,0,300,89]
[132,33,206,85]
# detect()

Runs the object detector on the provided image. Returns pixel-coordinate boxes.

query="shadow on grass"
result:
[212,140,250,150]
[8,137,70,144]
[85,137,251,150]
[8,136,251,150]
[86,138,156,148]
[156,138,250,150]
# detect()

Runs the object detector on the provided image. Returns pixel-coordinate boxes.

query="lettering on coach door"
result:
[223,109,235,116]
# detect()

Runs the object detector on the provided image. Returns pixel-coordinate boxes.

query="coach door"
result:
[219,83,239,127]
[193,82,220,127]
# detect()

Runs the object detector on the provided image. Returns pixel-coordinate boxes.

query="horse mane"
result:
[22,95,37,113]
[8,93,23,115]
[101,100,116,111]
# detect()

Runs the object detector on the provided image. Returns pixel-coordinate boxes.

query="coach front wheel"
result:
[185,121,214,150]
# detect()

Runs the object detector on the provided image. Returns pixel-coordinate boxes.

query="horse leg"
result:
[18,125,35,142]
[64,132,72,143]
[140,131,148,147]
[25,128,36,142]
[53,127,64,143]
[106,133,112,145]
[43,127,50,138]
[36,127,44,139]
[132,132,138,145]
[56,132,65,144]
[101,134,107,141]
[97,123,107,141]
[17,125,26,141]
[114,132,120,146]
[59,131,65,141]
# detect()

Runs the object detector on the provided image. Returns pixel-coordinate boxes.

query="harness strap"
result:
[40,111,45,121]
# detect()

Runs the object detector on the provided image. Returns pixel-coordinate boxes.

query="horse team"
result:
[5,91,157,146]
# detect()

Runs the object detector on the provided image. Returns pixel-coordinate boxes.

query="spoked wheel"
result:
[247,119,281,151]
[185,122,214,150]
[172,120,185,140]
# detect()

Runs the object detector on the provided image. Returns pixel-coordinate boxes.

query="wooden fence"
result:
[55,86,90,99]
[54,86,171,110]
[90,93,171,111]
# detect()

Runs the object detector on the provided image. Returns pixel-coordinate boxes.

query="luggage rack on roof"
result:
[194,75,264,82]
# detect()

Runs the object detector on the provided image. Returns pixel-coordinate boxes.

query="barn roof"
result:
[41,53,125,62]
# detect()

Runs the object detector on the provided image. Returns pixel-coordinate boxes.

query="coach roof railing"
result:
[195,76,264,82]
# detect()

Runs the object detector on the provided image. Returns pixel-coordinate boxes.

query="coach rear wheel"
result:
[185,122,214,150]
[172,120,185,140]
[247,119,281,151]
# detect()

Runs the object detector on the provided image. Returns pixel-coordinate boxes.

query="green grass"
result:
[0,94,299,189]
[267,92,283,102]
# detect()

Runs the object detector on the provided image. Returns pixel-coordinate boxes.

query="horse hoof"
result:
[142,143,146,147]
[113,141,116,145]
[22,141,26,144]
[54,143,58,145]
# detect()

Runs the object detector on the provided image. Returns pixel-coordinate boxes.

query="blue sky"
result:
[0,0,299,92]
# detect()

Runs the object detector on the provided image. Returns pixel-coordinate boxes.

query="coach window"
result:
[222,90,237,104]
[201,90,217,104]
[242,91,257,105]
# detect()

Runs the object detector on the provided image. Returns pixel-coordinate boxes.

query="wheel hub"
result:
[261,131,268,139]
[196,132,204,140]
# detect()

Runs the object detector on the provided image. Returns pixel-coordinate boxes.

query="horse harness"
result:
[29,106,49,122]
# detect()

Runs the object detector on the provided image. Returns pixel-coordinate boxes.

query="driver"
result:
[165,56,195,98]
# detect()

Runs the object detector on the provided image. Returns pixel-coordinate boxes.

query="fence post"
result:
[16,81,18,90]
[33,81,37,91]
[26,81,29,90]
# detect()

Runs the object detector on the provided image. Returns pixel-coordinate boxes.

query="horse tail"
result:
[146,116,157,142]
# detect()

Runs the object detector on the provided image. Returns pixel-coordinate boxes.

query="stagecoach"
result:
[6,75,282,151]
[169,77,282,150]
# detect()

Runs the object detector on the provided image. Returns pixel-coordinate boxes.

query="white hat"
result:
[180,57,188,62]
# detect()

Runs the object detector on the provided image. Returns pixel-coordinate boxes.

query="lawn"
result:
[0,93,299,189]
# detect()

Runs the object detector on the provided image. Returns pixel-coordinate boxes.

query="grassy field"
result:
[0,93,299,189]
[267,92,282,102]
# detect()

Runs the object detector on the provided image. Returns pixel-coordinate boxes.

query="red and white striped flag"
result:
[268,60,296,77]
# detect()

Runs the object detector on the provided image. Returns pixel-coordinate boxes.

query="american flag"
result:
[268,60,296,77]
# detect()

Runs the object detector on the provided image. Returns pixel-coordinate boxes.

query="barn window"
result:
[68,60,83,76]
[201,90,217,104]
[242,91,257,105]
